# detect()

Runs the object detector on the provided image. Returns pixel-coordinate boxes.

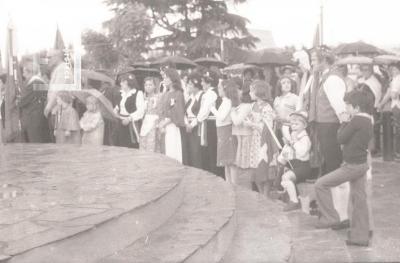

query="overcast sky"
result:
[1,0,400,61]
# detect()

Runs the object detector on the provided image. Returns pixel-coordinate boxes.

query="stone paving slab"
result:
[0,144,185,259]
[100,169,236,263]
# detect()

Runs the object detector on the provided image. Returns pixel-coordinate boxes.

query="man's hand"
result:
[121,117,131,126]
[44,106,50,117]
[65,130,71,137]
[339,112,351,123]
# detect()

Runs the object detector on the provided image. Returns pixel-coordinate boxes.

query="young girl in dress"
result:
[278,111,312,211]
[54,91,81,144]
[230,88,254,189]
[246,80,277,195]
[140,77,161,152]
[157,68,186,163]
[80,96,104,145]
[210,79,240,183]
[273,76,299,143]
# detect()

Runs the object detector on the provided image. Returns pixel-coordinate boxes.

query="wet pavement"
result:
[0,144,184,260]
[287,159,400,263]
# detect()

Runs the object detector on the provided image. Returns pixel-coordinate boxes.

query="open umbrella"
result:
[334,41,384,56]
[81,69,115,87]
[71,89,119,121]
[131,61,152,68]
[247,49,294,66]
[222,63,261,75]
[115,67,161,89]
[194,57,228,68]
[373,54,400,65]
[335,56,373,65]
[150,55,197,70]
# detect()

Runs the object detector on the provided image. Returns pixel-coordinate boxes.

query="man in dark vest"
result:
[18,60,51,143]
[305,49,350,229]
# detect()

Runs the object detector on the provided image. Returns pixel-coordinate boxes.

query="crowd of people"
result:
[2,46,400,248]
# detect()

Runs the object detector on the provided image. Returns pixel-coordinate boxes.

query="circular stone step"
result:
[100,169,236,263]
[0,144,185,262]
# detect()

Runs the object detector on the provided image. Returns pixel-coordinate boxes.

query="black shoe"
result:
[331,219,350,230]
[345,240,369,247]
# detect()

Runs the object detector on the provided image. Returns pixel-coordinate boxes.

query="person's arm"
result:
[378,88,391,109]
[129,90,145,121]
[196,90,217,123]
[323,75,346,120]
[337,118,358,145]
[296,75,313,111]
[210,99,232,122]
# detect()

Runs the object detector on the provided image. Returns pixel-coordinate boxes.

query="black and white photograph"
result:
[1,0,400,262]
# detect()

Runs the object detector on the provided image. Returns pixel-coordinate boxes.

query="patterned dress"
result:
[140,94,162,152]
[54,105,81,144]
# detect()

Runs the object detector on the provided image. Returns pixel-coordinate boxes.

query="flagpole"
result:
[320,1,324,46]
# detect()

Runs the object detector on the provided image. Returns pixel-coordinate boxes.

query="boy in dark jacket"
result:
[314,89,374,247]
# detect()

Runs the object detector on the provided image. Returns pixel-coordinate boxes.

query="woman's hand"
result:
[65,130,71,137]
[122,117,131,126]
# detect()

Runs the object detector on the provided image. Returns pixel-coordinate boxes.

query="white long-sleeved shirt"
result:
[119,89,145,121]
[322,73,346,119]
[210,97,232,127]
[197,88,217,122]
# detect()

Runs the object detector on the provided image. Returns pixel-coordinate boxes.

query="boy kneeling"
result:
[314,89,374,247]
[278,111,312,212]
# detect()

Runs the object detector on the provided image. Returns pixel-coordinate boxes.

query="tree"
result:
[104,0,258,59]
[82,2,153,70]
[82,30,119,70]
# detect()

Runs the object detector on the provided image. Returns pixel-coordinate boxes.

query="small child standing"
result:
[314,89,374,247]
[278,111,312,211]
[80,96,104,145]
[54,91,81,144]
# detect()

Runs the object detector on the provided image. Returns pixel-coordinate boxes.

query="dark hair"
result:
[243,68,254,78]
[275,76,297,96]
[240,91,253,103]
[119,73,139,90]
[164,68,182,91]
[221,79,240,107]
[202,70,219,87]
[343,87,374,114]
[187,72,202,90]
[250,80,272,103]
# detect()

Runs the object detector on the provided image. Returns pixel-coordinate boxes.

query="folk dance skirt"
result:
[216,124,237,167]
[165,123,182,163]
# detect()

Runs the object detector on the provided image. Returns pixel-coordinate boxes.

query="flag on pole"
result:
[54,25,65,50]
[3,19,22,142]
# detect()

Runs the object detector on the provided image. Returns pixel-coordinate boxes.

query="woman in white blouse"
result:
[210,79,240,183]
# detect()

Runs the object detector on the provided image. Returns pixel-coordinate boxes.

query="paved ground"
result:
[286,159,400,263]
[0,144,184,260]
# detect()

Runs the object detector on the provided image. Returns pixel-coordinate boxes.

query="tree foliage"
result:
[104,0,258,59]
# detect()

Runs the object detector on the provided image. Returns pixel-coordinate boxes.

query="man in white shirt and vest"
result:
[305,49,350,229]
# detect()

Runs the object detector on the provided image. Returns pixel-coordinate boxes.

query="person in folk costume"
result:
[196,70,224,178]
[54,91,81,144]
[245,80,277,195]
[184,72,205,168]
[18,59,51,143]
[79,96,104,145]
[112,72,145,148]
[157,68,186,163]
[99,82,120,146]
[44,49,74,141]
[303,48,350,229]
[140,77,162,153]
[210,79,240,183]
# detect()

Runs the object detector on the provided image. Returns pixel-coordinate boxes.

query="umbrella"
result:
[222,63,261,75]
[373,54,400,65]
[335,56,373,65]
[81,69,115,86]
[247,49,294,66]
[131,61,152,68]
[150,55,197,70]
[194,57,228,68]
[71,89,119,121]
[334,41,384,56]
[115,67,161,89]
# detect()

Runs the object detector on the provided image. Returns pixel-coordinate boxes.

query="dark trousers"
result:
[21,113,51,143]
[316,122,343,176]
[202,120,224,179]
[186,126,203,169]
[315,162,370,243]
[180,127,189,166]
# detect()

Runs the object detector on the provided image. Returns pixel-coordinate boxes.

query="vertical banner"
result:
[3,19,22,142]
